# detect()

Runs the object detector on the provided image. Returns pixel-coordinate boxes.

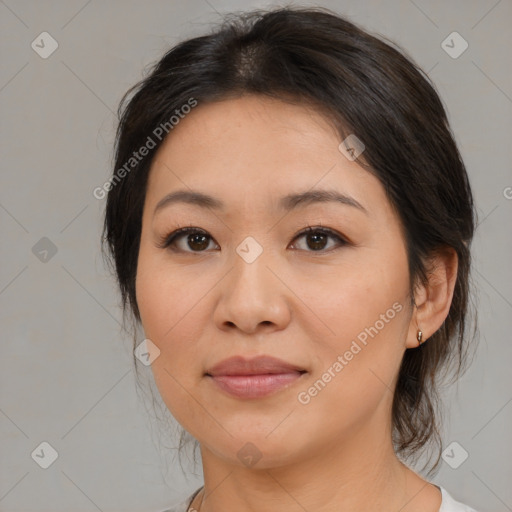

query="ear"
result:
[406,247,458,349]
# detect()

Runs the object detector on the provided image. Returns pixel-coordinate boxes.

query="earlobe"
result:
[406,247,458,349]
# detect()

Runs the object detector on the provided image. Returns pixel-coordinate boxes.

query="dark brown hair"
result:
[102,6,477,477]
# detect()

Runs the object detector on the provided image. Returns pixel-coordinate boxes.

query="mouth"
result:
[206,372,307,399]
[205,355,307,399]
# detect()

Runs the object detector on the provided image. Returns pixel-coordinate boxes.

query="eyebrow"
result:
[153,189,368,216]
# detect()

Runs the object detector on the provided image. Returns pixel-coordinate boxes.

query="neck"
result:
[194,419,429,512]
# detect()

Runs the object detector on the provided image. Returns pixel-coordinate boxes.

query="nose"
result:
[212,246,292,335]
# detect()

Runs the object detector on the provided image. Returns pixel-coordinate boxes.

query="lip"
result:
[205,355,307,399]
[206,355,306,376]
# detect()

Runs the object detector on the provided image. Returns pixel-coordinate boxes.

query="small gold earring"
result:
[417,330,423,346]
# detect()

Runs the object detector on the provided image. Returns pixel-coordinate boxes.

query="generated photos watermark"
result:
[297,301,403,405]
[93,98,198,200]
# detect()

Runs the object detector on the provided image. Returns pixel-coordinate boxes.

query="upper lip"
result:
[206,355,307,376]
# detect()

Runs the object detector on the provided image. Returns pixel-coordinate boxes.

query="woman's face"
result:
[136,95,417,468]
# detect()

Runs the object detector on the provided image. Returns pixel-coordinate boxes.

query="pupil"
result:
[189,233,208,251]
[308,232,327,250]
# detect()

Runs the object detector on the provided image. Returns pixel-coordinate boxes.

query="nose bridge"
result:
[213,235,290,332]
[230,236,276,303]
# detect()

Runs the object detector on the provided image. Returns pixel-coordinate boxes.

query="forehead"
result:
[145,95,387,218]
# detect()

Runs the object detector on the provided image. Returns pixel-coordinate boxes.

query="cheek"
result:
[135,247,205,341]
[296,255,410,404]
[135,248,220,404]
[299,252,409,343]
[295,293,408,439]
[136,262,207,426]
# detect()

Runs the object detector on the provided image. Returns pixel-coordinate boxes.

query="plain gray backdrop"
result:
[1,1,511,511]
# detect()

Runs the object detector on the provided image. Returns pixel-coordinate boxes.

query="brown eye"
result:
[185,232,210,251]
[290,227,348,252]
[159,225,348,254]
[158,227,218,252]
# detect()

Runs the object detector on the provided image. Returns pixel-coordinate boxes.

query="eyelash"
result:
[157,224,349,254]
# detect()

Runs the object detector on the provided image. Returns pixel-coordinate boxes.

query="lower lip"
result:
[207,372,305,399]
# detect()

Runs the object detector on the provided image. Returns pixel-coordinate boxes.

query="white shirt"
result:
[159,485,480,512]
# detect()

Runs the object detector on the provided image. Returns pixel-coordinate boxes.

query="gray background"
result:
[1,0,511,511]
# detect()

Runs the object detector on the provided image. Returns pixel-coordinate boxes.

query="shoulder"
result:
[156,487,203,512]
[438,485,480,512]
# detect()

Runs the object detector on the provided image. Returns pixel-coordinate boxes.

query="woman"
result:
[103,7,480,512]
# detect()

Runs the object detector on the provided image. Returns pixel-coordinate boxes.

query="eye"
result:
[157,227,219,253]
[157,225,349,253]
[289,225,348,252]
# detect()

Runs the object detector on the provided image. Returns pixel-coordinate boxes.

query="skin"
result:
[135,95,458,512]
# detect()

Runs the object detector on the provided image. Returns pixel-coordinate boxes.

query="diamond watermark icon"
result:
[31,32,59,59]
[31,441,58,469]
[237,442,262,467]
[441,32,468,59]
[32,237,58,263]
[338,134,365,161]
[441,441,469,469]
[135,338,161,366]
[236,236,263,264]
